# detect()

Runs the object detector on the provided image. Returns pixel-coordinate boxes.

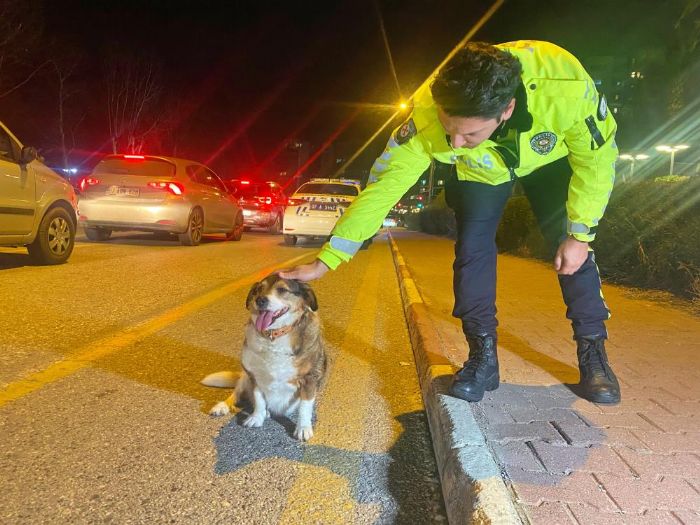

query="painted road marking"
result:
[0,253,311,407]
[279,248,381,523]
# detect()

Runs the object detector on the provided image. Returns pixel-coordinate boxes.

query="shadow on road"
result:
[0,252,34,270]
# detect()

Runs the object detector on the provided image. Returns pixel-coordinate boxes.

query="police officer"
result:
[280,40,621,405]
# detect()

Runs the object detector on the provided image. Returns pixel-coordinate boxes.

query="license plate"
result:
[310,202,337,212]
[107,186,139,197]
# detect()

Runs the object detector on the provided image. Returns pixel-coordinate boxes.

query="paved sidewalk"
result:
[390,230,700,524]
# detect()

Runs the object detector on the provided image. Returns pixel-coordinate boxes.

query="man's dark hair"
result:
[431,42,522,119]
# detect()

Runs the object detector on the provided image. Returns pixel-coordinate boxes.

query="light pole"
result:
[618,153,649,181]
[655,144,689,176]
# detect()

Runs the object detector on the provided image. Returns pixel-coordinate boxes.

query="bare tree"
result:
[104,52,164,154]
[49,52,82,170]
[0,0,47,99]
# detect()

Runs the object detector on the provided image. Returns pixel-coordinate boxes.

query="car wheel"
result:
[27,207,75,265]
[268,214,282,234]
[179,207,204,246]
[226,211,244,241]
[85,226,112,241]
[283,234,297,246]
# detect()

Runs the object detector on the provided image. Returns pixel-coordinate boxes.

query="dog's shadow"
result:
[213,409,441,522]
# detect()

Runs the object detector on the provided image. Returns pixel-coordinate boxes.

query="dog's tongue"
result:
[256,310,276,332]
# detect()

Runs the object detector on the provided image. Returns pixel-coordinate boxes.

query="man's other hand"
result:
[554,237,589,275]
[278,259,329,282]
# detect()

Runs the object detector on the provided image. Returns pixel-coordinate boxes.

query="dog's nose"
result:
[255,296,268,309]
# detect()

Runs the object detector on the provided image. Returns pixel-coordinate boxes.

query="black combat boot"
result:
[576,336,621,404]
[449,334,499,402]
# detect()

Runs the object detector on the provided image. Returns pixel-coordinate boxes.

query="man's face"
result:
[437,98,516,149]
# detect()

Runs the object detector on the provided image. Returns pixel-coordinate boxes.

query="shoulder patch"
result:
[597,93,608,121]
[530,131,558,155]
[395,118,417,145]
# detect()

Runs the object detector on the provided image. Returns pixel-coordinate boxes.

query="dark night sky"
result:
[3,0,685,180]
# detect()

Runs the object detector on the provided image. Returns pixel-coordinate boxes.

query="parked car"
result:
[224,179,287,234]
[0,120,77,264]
[77,154,243,245]
[282,178,362,245]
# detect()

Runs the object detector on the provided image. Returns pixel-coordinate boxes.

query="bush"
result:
[410,177,700,301]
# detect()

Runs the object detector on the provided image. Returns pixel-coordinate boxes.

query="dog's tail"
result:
[200,371,238,388]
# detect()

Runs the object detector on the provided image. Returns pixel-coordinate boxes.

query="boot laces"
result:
[580,340,610,378]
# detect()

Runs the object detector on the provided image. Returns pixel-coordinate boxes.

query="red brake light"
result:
[148,181,184,195]
[79,177,100,192]
[124,155,145,160]
[240,180,250,185]
[287,198,306,206]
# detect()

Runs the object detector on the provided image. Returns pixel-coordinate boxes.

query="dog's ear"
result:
[246,282,259,309]
[297,281,318,312]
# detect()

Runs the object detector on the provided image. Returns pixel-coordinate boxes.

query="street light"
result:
[655,144,689,175]
[618,153,649,181]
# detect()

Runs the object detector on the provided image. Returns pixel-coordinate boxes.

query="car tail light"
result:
[148,181,184,195]
[286,198,306,206]
[240,180,250,185]
[124,155,145,160]
[79,177,100,192]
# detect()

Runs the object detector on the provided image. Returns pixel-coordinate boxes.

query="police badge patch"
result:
[530,132,557,155]
[395,118,417,145]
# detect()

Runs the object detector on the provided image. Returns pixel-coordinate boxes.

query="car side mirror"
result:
[20,146,39,165]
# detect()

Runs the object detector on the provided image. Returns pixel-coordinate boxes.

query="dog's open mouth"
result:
[255,307,289,332]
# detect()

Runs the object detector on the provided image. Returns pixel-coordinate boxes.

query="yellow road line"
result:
[280,249,380,523]
[0,253,311,407]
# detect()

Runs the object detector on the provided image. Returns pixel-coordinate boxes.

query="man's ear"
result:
[246,282,259,310]
[501,97,516,121]
[297,281,318,312]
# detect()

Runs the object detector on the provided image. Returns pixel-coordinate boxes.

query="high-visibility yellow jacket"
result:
[317,40,618,270]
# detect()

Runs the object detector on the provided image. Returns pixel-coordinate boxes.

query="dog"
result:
[201,274,327,441]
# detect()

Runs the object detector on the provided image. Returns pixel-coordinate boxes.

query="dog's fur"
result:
[201,275,327,441]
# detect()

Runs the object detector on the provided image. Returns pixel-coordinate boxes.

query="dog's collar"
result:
[261,324,295,341]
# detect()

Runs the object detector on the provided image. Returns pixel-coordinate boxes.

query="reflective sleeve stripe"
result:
[584,116,605,148]
[329,236,363,256]
[568,221,598,236]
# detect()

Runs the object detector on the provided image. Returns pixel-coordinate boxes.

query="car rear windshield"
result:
[296,183,358,196]
[235,185,273,198]
[94,158,176,178]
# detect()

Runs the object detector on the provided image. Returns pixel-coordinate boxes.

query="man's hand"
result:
[554,236,589,275]
[278,259,329,282]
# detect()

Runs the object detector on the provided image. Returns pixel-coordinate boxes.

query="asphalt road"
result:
[0,229,446,524]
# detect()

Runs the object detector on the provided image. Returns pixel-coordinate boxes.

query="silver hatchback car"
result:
[0,120,78,264]
[78,155,243,245]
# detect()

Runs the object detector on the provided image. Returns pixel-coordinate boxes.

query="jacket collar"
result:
[491,82,533,140]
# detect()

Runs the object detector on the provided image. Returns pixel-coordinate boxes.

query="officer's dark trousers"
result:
[445,157,610,340]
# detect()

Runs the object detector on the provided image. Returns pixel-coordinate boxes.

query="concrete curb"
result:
[388,233,524,525]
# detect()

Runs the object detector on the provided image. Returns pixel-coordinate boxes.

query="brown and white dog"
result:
[201,274,327,441]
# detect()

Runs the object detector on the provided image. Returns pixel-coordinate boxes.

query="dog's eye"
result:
[276,287,287,294]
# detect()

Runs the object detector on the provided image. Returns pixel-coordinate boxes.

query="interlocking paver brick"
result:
[506,407,585,426]
[529,442,634,476]
[491,441,544,472]
[640,414,700,434]
[632,431,700,453]
[484,421,566,444]
[567,504,682,524]
[523,501,576,524]
[613,447,700,479]
[594,473,700,513]
[512,471,619,511]
[575,412,662,431]
[671,510,700,524]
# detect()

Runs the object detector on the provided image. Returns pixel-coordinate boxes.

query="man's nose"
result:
[255,296,268,309]
[450,135,466,148]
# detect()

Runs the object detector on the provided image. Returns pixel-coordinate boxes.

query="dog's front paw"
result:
[243,413,266,428]
[209,401,231,417]
[294,425,314,441]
